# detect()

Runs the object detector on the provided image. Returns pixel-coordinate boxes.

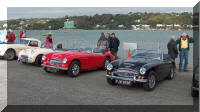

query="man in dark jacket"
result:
[109,33,120,59]
[176,33,194,72]
[167,36,178,68]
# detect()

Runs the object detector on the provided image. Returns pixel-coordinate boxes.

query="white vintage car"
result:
[18,44,66,66]
[0,38,41,60]
[18,47,54,66]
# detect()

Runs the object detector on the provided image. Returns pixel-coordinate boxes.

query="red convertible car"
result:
[41,47,114,77]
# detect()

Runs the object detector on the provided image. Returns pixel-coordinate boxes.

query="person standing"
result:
[109,33,120,59]
[167,36,178,68]
[97,32,109,50]
[176,33,194,72]
[105,33,111,50]
[19,30,24,43]
[44,34,53,48]
[22,30,27,38]
[6,29,16,43]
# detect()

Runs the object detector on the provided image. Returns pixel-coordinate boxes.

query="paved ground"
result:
[6,60,194,105]
[0,60,7,111]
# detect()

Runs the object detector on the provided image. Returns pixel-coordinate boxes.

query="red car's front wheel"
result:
[68,61,81,77]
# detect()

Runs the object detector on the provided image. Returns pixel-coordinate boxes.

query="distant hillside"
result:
[5,12,193,30]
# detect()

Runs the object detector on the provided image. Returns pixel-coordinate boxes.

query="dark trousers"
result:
[110,49,118,59]
[172,58,176,69]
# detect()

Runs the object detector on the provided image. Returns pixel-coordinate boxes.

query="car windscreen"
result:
[70,44,93,53]
[131,49,161,60]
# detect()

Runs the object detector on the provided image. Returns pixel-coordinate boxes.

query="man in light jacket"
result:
[97,32,109,50]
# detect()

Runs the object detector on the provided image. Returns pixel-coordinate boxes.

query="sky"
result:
[7,7,193,20]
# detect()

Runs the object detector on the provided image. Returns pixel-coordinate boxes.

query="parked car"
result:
[18,46,54,66]
[18,44,67,66]
[106,49,175,91]
[0,38,41,60]
[191,65,199,97]
[42,46,114,77]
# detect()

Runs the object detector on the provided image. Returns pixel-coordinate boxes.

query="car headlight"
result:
[42,56,46,61]
[107,63,113,71]
[62,58,68,63]
[140,67,146,75]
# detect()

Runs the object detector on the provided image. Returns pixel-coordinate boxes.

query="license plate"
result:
[21,58,28,63]
[47,67,58,72]
[115,79,131,85]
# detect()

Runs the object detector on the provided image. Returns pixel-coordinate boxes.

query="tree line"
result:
[5,12,193,30]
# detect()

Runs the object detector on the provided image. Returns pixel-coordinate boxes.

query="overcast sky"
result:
[7,7,192,20]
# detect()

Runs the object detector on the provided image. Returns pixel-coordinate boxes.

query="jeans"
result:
[179,49,189,71]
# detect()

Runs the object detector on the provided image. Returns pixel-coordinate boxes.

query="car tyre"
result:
[4,49,16,60]
[68,61,81,77]
[106,78,116,85]
[167,67,175,80]
[103,57,111,70]
[35,54,43,67]
[143,71,157,91]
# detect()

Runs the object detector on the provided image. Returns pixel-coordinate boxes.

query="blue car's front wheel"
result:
[143,71,157,91]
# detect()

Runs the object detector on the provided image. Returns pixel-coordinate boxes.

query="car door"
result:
[162,56,172,78]
[80,52,95,70]
[14,44,27,56]
[153,61,165,81]
[90,53,105,68]
[159,54,171,80]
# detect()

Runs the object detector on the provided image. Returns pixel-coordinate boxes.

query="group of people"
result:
[167,33,194,72]
[97,32,120,59]
[0,27,53,48]
[0,29,26,44]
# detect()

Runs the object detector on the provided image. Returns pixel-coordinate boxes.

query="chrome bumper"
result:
[106,74,147,83]
[41,64,68,70]
[18,55,34,63]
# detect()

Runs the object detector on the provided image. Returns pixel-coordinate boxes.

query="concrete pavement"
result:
[6,60,194,105]
[0,60,7,111]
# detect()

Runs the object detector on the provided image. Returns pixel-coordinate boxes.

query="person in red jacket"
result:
[19,30,24,39]
[6,29,16,43]
[19,30,24,44]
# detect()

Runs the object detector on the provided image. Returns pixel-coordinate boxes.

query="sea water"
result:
[13,30,193,64]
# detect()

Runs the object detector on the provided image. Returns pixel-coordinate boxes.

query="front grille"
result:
[21,55,28,59]
[114,69,138,77]
[48,59,63,65]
